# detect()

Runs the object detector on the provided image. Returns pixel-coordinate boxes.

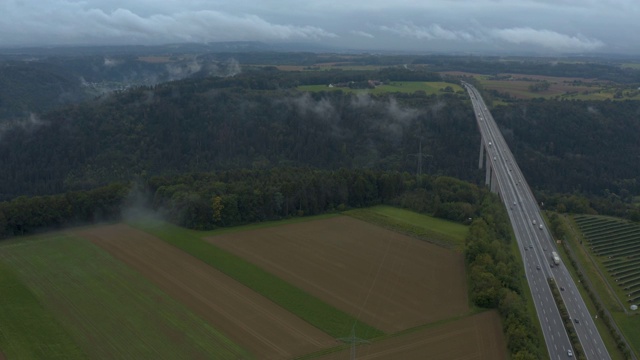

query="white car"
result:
[567,349,573,357]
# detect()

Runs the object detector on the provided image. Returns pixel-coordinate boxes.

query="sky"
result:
[1,0,639,54]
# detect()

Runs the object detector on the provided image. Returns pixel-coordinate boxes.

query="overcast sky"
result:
[1,0,638,54]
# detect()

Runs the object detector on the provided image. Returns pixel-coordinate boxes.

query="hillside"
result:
[0,69,479,200]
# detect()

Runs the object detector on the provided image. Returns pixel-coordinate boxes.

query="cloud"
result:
[378,22,604,52]
[489,27,604,51]
[0,5,337,46]
[380,23,476,41]
[351,30,375,38]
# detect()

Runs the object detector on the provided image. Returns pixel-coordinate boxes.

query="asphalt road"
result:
[463,82,611,360]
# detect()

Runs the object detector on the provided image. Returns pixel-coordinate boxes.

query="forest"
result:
[0,54,639,229]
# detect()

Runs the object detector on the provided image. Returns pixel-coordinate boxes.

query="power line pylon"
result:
[338,326,370,360]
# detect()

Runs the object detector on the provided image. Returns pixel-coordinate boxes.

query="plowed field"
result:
[206,216,468,333]
[317,310,506,360]
[78,224,336,359]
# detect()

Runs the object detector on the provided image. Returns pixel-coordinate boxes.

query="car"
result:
[536,265,541,270]
[567,349,573,357]
[529,244,533,249]
[560,286,565,291]
[574,318,579,324]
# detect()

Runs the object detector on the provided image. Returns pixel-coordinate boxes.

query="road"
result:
[463,82,611,360]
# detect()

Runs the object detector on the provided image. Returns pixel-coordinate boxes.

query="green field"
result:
[620,63,640,69]
[132,220,385,340]
[298,81,463,95]
[344,205,469,251]
[0,234,250,359]
[0,259,86,360]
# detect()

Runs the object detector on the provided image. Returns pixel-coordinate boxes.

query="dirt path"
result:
[207,216,469,333]
[75,224,336,360]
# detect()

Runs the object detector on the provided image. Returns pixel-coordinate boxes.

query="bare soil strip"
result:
[77,224,336,359]
[317,311,507,360]
[206,216,469,333]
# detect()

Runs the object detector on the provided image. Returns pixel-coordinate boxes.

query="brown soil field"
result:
[206,216,469,333]
[76,224,336,360]
[317,310,506,360]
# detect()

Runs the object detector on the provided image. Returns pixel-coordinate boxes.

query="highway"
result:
[463,82,611,360]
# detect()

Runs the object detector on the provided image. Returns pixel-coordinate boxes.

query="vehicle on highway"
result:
[536,265,541,270]
[488,141,492,146]
[539,224,543,230]
[560,286,565,291]
[533,219,537,225]
[574,318,579,324]
[529,244,533,249]
[552,252,560,265]
[568,349,573,357]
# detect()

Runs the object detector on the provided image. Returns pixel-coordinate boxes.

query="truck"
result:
[551,251,560,265]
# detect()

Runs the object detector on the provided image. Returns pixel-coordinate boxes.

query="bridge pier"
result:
[479,141,484,169]
[485,153,491,186]
[491,168,499,194]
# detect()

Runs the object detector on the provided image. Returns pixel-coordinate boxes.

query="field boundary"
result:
[344,206,467,250]
[131,220,385,340]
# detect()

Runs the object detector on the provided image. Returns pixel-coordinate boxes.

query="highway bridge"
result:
[463,82,611,360]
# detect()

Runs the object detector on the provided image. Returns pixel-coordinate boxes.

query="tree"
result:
[212,195,224,223]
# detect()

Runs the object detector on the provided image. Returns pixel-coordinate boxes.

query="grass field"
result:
[297,81,463,95]
[0,259,85,360]
[0,234,250,360]
[344,205,469,250]
[132,220,384,340]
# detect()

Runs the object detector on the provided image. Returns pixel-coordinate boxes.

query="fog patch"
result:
[381,98,421,144]
[166,58,202,80]
[0,113,48,140]
[104,57,122,67]
[165,57,241,81]
[121,183,168,225]
[430,99,446,116]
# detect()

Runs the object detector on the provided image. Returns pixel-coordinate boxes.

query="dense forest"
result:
[0,68,478,200]
[1,54,640,223]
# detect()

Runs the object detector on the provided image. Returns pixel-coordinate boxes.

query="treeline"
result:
[0,183,129,238]
[465,194,543,359]
[0,168,482,237]
[537,191,640,223]
[150,168,481,230]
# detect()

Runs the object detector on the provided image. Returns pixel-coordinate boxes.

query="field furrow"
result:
[78,223,337,360]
